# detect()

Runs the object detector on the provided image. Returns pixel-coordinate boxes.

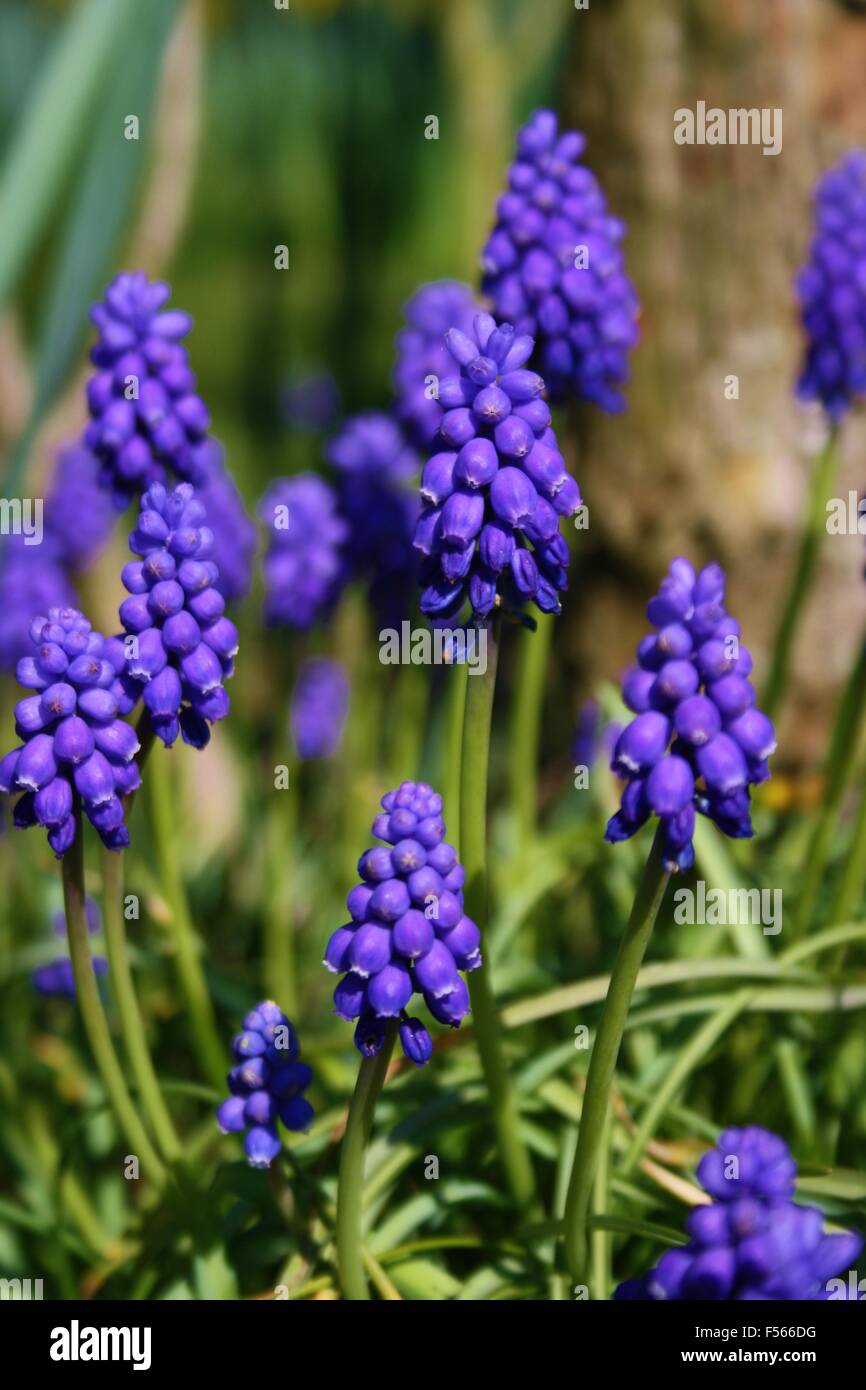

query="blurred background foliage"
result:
[1,0,866,1300]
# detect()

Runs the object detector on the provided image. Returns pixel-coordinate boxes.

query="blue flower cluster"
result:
[414,312,581,621]
[0,608,140,854]
[216,1002,314,1168]
[85,272,212,505]
[324,781,479,1066]
[482,109,639,411]
[32,899,107,999]
[616,1127,863,1300]
[291,658,349,760]
[393,280,482,447]
[606,558,776,872]
[119,482,237,749]
[259,474,347,631]
[796,150,866,420]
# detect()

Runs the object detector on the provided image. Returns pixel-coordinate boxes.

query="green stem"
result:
[263,751,297,1016]
[461,618,537,1210]
[101,848,182,1163]
[443,662,469,843]
[795,638,866,934]
[762,428,840,720]
[563,827,670,1285]
[508,613,554,855]
[147,749,225,1089]
[335,1020,397,1300]
[62,809,167,1188]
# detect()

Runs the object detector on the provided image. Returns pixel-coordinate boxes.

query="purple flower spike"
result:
[0,609,139,854]
[120,482,236,748]
[326,781,476,1064]
[796,150,866,419]
[85,272,213,506]
[258,474,347,631]
[414,313,581,621]
[215,1001,313,1168]
[482,109,640,411]
[615,1126,863,1301]
[393,281,483,447]
[290,658,349,760]
[606,559,775,871]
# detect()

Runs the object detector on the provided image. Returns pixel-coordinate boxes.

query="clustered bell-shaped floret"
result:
[616,1127,863,1300]
[324,781,480,1066]
[796,150,866,421]
[216,1001,314,1169]
[482,109,639,411]
[85,272,212,506]
[606,558,776,872]
[414,312,581,622]
[258,473,348,631]
[0,608,140,854]
[393,280,483,447]
[119,482,237,749]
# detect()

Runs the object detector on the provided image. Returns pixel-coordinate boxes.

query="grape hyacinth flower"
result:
[0,608,140,854]
[259,474,347,630]
[796,150,866,420]
[119,482,237,749]
[0,538,75,673]
[290,658,349,760]
[44,444,116,573]
[414,312,581,621]
[85,271,212,505]
[325,781,479,1065]
[216,1001,313,1168]
[326,412,420,628]
[194,441,257,603]
[482,109,640,411]
[615,1126,863,1301]
[32,898,107,998]
[606,558,776,873]
[393,281,482,447]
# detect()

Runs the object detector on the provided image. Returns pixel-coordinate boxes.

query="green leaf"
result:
[0,0,136,309]
[193,1244,240,1300]
[797,1169,866,1203]
[385,1258,461,1300]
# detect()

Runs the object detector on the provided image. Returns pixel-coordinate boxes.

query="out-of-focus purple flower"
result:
[44,444,116,572]
[482,109,640,411]
[193,440,256,603]
[258,474,347,631]
[326,412,421,628]
[85,271,212,506]
[0,607,140,854]
[281,372,341,433]
[290,658,349,760]
[606,558,775,873]
[414,312,581,622]
[216,1000,313,1168]
[119,482,237,749]
[0,538,76,674]
[796,150,866,420]
[324,781,478,1066]
[571,699,622,770]
[32,896,107,998]
[615,1127,863,1301]
[393,281,482,447]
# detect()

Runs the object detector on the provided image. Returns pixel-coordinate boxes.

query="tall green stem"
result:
[563,828,670,1285]
[762,428,840,720]
[101,848,182,1163]
[148,750,224,1089]
[508,613,554,855]
[795,638,866,934]
[461,619,537,1209]
[443,662,469,841]
[62,810,166,1188]
[263,752,297,1016]
[828,769,866,941]
[335,1020,397,1300]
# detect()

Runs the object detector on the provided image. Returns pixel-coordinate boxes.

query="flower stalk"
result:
[336,1020,397,1300]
